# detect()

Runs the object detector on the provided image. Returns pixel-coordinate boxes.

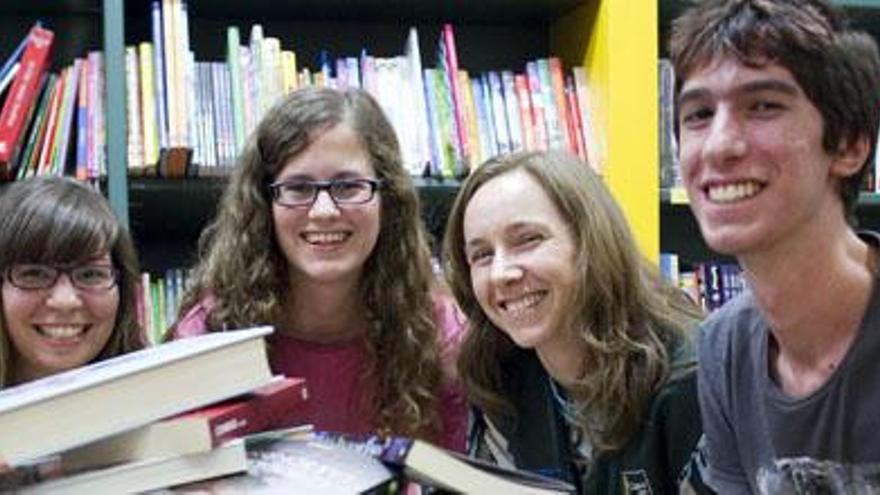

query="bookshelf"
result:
[108,0,662,273]
[1,1,663,273]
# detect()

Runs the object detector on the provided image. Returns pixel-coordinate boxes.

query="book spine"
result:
[18,74,54,180]
[139,42,158,168]
[525,61,548,151]
[207,378,309,445]
[500,70,522,152]
[226,26,245,153]
[75,60,89,180]
[548,57,573,153]
[442,24,469,171]
[0,25,54,173]
[151,1,169,152]
[52,58,83,175]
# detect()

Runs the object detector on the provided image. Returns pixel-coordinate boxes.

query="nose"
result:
[490,252,524,285]
[308,190,341,218]
[701,106,747,165]
[45,274,83,308]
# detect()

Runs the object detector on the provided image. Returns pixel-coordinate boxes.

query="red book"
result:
[0,24,54,175]
[60,376,308,472]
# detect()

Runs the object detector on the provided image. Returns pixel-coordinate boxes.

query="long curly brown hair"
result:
[177,87,443,440]
[0,177,144,387]
[443,151,703,452]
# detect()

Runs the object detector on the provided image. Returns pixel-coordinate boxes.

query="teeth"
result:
[303,232,348,244]
[39,326,85,338]
[502,292,544,316]
[707,181,762,203]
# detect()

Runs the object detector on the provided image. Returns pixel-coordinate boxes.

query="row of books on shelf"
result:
[141,267,190,345]
[660,253,745,312]
[0,0,599,183]
[0,327,571,493]
[129,0,599,179]
[0,23,106,181]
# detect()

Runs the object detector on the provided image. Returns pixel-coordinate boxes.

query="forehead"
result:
[679,57,805,101]
[275,123,374,180]
[463,170,567,239]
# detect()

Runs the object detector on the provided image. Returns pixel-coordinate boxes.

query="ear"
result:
[830,135,872,178]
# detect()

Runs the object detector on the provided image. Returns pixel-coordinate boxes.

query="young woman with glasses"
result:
[0,177,144,387]
[173,87,467,450]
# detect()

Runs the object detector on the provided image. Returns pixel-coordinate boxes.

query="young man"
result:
[671,0,880,492]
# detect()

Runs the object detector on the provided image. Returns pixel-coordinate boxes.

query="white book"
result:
[0,327,274,466]
[21,439,247,494]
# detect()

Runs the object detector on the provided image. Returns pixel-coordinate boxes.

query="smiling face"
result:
[2,253,119,383]
[463,169,577,351]
[677,57,858,257]
[272,122,382,289]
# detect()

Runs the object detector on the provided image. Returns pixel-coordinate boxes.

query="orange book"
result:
[548,57,573,153]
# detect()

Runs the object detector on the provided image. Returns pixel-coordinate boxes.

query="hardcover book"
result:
[0,23,54,175]
[60,375,308,472]
[316,433,575,494]
[0,326,274,466]
[21,439,247,494]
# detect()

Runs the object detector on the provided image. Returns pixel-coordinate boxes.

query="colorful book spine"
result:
[525,61,548,151]
[0,24,54,174]
[139,42,158,168]
[442,24,469,171]
[74,61,89,180]
[151,0,169,151]
[52,58,83,175]
[226,26,245,153]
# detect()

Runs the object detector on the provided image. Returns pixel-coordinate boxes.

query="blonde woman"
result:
[443,151,708,492]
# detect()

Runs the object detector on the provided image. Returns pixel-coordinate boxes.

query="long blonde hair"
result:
[177,87,443,439]
[444,151,702,452]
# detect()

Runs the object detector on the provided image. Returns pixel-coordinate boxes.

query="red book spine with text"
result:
[179,376,309,445]
[0,24,54,175]
[58,376,309,473]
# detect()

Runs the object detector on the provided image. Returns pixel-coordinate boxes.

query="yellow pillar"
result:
[551,0,659,262]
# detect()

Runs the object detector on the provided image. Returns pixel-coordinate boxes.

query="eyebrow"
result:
[678,78,800,108]
[463,221,540,250]
[275,171,368,182]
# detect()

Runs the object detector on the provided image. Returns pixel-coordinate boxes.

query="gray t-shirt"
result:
[698,238,880,493]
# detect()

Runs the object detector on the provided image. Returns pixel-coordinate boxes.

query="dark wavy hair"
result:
[0,177,144,387]
[177,87,443,439]
[670,0,880,225]
[443,151,703,452]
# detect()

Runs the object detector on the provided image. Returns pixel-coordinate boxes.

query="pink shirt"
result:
[174,294,468,452]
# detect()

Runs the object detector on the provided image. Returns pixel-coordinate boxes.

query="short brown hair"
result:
[670,0,880,224]
[0,177,144,386]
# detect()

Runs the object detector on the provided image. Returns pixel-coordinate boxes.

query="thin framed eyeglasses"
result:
[5,264,120,292]
[269,178,385,208]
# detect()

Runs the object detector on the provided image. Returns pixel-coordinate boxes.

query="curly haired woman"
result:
[173,87,466,450]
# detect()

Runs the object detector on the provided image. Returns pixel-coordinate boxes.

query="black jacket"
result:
[469,342,712,494]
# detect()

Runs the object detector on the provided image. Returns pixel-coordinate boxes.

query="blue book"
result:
[151,1,169,150]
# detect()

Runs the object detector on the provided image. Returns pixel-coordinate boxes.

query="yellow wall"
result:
[551,0,659,262]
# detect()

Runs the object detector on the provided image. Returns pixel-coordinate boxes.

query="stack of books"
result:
[0,326,311,493]
[0,325,575,493]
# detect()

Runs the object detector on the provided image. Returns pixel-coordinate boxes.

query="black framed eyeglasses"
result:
[5,264,120,292]
[269,178,385,208]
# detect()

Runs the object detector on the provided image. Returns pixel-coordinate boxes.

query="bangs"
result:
[3,193,116,267]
